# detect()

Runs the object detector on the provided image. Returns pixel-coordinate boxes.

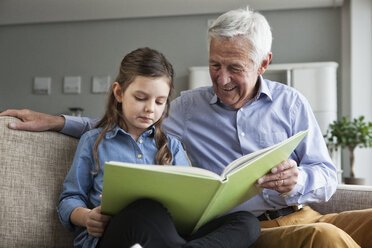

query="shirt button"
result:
[137,154,142,158]
[139,139,143,144]
[241,132,245,137]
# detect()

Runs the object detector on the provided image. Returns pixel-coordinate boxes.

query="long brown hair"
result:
[93,47,174,173]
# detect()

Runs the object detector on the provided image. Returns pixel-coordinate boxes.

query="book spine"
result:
[192,180,227,233]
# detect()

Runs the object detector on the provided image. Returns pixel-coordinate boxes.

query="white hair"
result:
[208,7,272,68]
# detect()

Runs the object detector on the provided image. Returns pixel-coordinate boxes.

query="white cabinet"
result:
[188,66,213,89]
[264,62,338,135]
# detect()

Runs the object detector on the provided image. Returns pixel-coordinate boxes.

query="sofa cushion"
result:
[309,184,372,214]
[0,116,78,248]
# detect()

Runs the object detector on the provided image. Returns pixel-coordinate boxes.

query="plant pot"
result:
[344,177,365,185]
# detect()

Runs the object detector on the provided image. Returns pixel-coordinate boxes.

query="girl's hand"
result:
[84,206,111,237]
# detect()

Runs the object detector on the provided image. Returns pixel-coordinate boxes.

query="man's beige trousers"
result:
[251,206,372,247]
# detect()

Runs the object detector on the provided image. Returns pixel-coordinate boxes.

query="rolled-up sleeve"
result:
[61,115,99,138]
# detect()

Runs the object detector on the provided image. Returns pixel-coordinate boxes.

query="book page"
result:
[108,161,222,180]
[221,130,308,178]
[221,145,273,178]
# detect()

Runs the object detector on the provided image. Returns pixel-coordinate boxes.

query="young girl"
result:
[57,47,260,248]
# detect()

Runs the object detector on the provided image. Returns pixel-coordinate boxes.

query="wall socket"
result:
[92,75,110,93]
[64,76,81,94]
[33,77,51,95]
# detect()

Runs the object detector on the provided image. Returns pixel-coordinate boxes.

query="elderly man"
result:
[2,7,371,247]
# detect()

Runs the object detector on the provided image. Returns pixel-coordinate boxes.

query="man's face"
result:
[209,37,264,109]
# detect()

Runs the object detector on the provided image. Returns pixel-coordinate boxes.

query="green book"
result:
[101,130,308,235]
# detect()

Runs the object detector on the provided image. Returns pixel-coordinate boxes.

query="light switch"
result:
[33,77,51,95]
[64,76,81,94]
[92,75,111,93]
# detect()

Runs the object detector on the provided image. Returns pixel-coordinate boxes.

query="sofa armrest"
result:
[0,116,78,247]
[309,184,372,214]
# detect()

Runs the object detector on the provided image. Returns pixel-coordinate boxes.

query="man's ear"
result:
[112,82,123,103]
[258,52,273,75]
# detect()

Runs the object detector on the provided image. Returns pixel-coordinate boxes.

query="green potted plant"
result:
[324,116,372,185]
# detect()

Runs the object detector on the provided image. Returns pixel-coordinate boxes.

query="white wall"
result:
[347,0,372,184]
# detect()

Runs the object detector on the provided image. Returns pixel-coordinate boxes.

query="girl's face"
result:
[113,76,170,140]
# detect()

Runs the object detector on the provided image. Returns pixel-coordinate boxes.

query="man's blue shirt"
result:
[57,125,189,248]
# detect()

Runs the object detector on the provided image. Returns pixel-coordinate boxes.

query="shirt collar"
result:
[257,75,273,101]
[209,75,273,107]
[105,125,155,139]
[210,94,218,104]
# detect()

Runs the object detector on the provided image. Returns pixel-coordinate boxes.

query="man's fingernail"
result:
[8,123,16,129]
[272,167,277,173]
[257,178,263,184]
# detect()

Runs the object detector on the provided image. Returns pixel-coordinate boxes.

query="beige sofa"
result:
[1,116,372,247]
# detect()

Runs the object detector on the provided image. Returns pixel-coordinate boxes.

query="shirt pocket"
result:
[259,131,288,148]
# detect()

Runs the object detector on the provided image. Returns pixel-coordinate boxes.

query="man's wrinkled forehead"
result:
[209,37,252,63]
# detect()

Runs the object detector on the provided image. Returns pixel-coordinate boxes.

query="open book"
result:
[101,130,308,235]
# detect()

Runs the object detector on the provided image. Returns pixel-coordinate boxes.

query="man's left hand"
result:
[256,159,298,193]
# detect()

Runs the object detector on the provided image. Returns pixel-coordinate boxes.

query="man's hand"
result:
[84,206,111,237]
[256,159,298,193]
[0,109,65,132]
